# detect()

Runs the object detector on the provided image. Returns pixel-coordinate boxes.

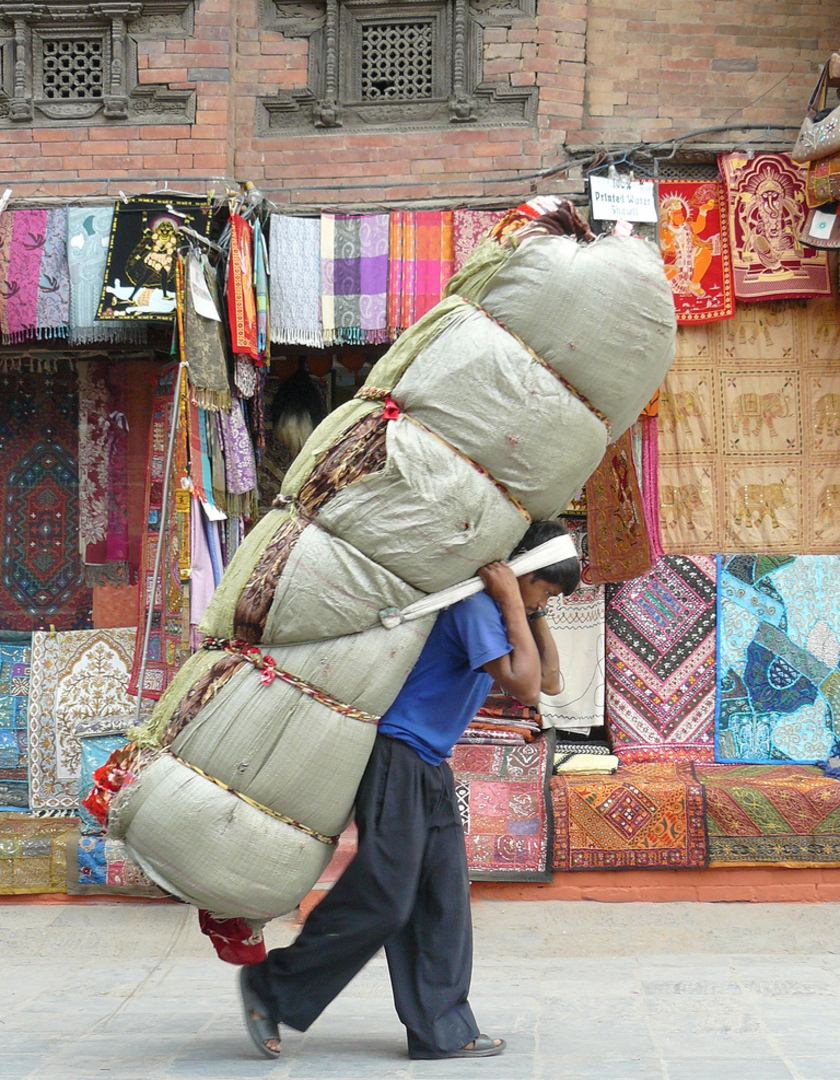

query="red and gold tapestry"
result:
[658,180,734,324]
[718,152,832,301]
[227,214,259,361]
[585,429,652,585]
[551,763,708,871]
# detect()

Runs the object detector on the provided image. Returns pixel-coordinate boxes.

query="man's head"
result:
[511,520,581,613]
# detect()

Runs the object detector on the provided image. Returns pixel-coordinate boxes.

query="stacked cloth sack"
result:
[95,208,676,939]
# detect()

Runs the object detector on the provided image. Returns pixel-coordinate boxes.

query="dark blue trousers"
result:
[247,734,479,1058]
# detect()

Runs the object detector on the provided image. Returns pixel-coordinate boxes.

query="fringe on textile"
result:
[225,491,257,521]
[191,386,232,413]
[272,327,325,348]
[69,325,148,346]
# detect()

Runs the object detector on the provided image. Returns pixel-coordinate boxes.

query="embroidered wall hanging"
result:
[97,196,211,322]
[658,180,735,324]
[719,152,832,301]
[716,554,840,764]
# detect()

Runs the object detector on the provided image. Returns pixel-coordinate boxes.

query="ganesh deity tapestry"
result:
[719,153,832,302]
[658,299,840,555]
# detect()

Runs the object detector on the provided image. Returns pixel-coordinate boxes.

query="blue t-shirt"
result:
[378,592,512,765]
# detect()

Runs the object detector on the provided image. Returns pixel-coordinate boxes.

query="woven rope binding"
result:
[169,753,339,846]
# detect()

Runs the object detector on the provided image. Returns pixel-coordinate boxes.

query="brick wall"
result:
[3,1,835,204]
[572,0,837,145]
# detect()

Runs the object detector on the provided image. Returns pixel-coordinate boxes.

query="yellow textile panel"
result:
[659,298,840,554]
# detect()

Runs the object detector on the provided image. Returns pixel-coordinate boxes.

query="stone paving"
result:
[1,897,839,1080]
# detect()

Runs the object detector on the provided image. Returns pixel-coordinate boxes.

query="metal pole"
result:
[133,360,187,725]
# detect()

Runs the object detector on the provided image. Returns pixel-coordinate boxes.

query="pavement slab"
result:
[0,898,839,1080]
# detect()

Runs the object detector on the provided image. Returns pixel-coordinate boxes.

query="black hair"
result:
[511,520,581,596]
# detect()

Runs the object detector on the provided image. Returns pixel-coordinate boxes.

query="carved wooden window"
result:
[358,20,435,101]
[260,1,538,134]
[0,2,195,127]
[39,35,106,102]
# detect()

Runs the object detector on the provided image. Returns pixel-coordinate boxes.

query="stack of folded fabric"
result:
[458,691,541,745]
[553,740,618,775]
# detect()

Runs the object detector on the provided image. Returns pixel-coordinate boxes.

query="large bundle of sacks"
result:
[109,227,676,922]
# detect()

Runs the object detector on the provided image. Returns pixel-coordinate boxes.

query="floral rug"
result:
[451,730,555,881]
[697,764,840,866]
[27,628,137,811]
[551,763,708,871]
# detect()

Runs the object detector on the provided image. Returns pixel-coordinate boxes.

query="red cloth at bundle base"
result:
[658,180,734,324]
[718,151,833,301]
[227,214,260,361]
[198,911,267,965]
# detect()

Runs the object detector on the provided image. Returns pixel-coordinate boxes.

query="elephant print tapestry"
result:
[658,180,734,324]
[716,555,840,765]
[719,153,832,301]
[658,300,840,554]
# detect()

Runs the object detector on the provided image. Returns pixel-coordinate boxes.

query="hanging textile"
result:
[551,763,708,871]
[182,252,231,411]
[218,401,258,520]
[320,213,389,345]
[0,635,31,811]
[605,556,717,763]
[97,196,210,322]
[227,213,259,361]
[27,627,136,810]
[67,207,146,345]
[0,367,91,630]
[190,495,216,647]
[0,209,70,344]
[127,365,190,700]
[253,218,270,359]
[716,554,840,765]
[268,214,324,346]
[658,300,840,555]
[585,429,652,584]
[387,210,455,336]
[718,152,832,301]
[658,180,734,324]
[77,361,129,582]
[453,209,506,273]
[640,415,664,561]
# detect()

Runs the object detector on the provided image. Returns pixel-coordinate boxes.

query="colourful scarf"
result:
[387,211,454,336]
[453,209,505,273]
[320,213,389,345]
[67,207,145,345]
[253,218,270,359]
[218,400,258,519]
[719,152,832,301]
[226,214,259,361]
[0,209,70,343]
[658,180,734,324]
[268,214,323,347]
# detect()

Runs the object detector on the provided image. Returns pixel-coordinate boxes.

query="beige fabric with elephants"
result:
[659,299,840,554]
